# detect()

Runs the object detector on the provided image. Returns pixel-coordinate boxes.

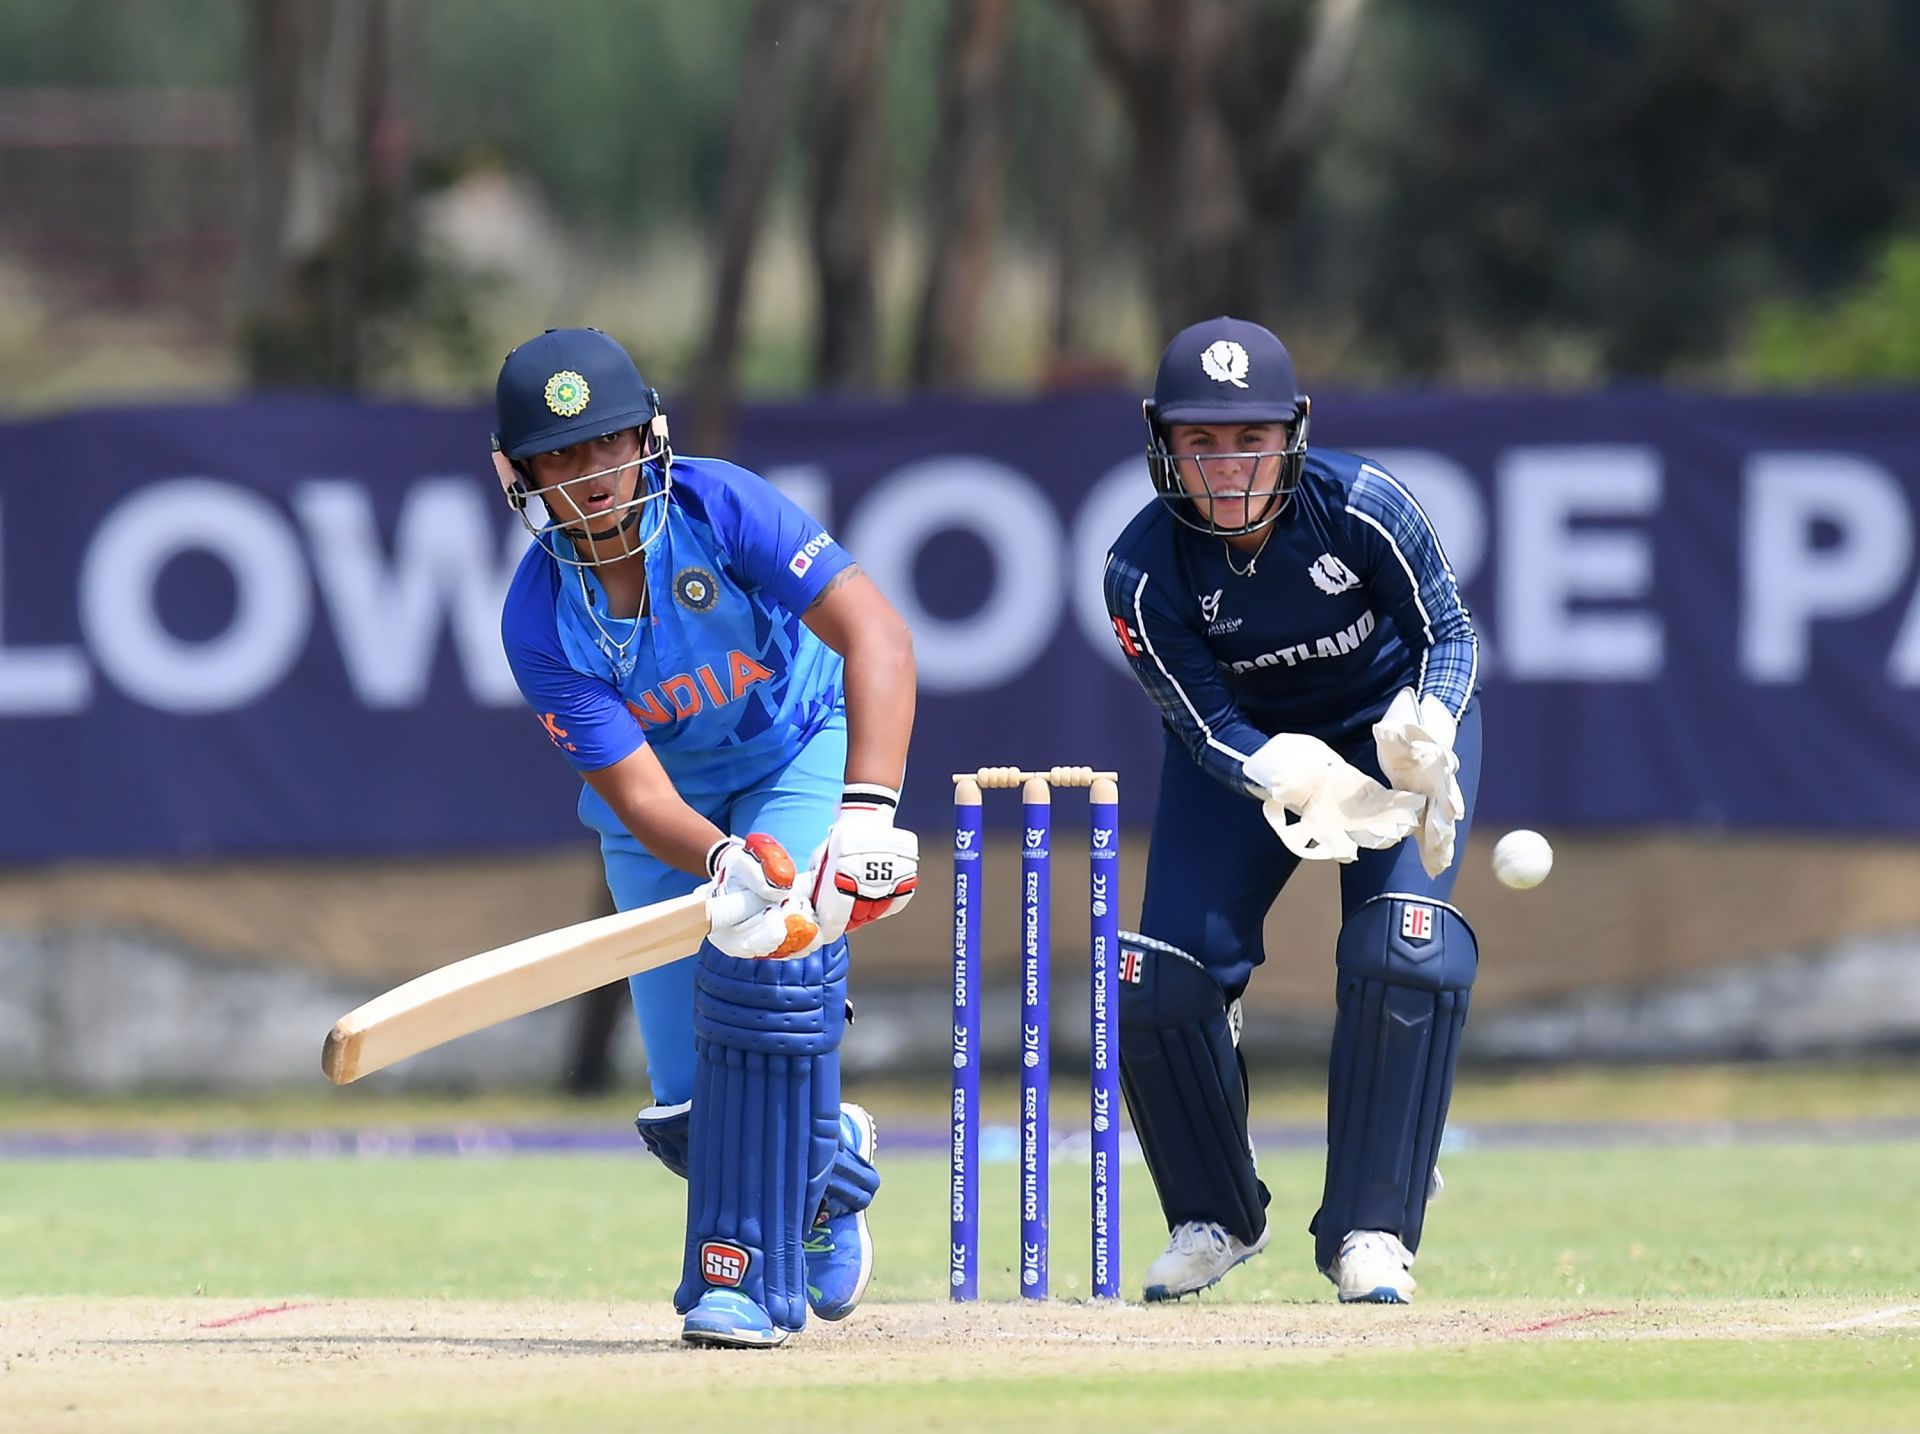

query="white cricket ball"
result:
[1491,829,1553,889]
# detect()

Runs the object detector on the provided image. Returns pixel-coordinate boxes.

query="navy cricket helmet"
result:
[491,327,674,567]
[1143,316,1312,537]
[494,326,667,459]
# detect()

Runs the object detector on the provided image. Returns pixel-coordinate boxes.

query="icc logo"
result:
[1023,1048,1039,1069]
[1092,899,1107,916]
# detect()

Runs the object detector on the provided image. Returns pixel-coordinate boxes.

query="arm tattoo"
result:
[804,564,862,612]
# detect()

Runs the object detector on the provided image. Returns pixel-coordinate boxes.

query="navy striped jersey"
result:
[1102,447,1479,793]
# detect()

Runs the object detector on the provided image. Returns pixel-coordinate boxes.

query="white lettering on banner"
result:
[294,478,528,707]
[1741,454,1913,684]
[0,502,92,715]
[29,442,1920,720]
[764,463,833,527]
[1368,450,1488,589]
[81,479,311,713]
[846,457,1063,692]
[1498,447,1663,680]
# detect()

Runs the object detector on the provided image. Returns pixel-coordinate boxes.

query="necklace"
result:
[1224,527,1274,578]
[577,565,647,679]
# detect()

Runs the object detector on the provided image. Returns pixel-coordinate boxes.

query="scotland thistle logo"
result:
[1200,340,1250,388]
[544,370,590,417]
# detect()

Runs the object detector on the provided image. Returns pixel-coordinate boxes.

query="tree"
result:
[807,0,892,391]
[909,0,1014,388]
[1060,0,1368,335]
[239,0,408,387]
[686,0,832,450]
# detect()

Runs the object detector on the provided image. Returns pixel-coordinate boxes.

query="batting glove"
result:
[806,784,920,946]
[705,832,820,960]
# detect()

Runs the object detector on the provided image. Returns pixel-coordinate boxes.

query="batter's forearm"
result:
[839,629,916,793]
[581,752,728,877]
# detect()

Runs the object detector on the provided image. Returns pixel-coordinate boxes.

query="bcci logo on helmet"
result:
[543,370,590,417]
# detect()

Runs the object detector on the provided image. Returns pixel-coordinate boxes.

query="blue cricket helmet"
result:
[1143,316,1312,538]
[494,327,667,460]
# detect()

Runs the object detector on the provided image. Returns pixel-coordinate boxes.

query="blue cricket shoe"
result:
[681,1289,787,1349]
[804,1103,877,1321]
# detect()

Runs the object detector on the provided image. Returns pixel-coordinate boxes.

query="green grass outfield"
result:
[4,1131,1919,1430]
[4,1066,1918,1431]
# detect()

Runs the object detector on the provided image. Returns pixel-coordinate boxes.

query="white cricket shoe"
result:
[1141,1220,1271,1302]
[1326,1229,1416,1304]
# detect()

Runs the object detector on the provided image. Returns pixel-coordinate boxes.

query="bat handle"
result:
[705,887,763,932]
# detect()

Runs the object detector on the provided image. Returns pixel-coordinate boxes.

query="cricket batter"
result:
[1102,316,1482,1304]
[493,328,918,1347]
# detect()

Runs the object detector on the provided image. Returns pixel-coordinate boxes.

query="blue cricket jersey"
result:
[1103,448,1480,793]
[501,455,850,837]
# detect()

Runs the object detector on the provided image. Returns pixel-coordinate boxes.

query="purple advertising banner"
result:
[3,389,1920,860]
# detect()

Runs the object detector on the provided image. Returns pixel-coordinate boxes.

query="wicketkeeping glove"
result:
[1242,732,1424,863]
[1372,687,1466,877]
[705,832,820,960]
[806,784,920,946]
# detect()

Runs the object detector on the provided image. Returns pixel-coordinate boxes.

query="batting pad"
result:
[674,941,848,1332]
[1118,932,1268,1246]
[637,1089,877,1220]
[1315,894,1477,1274]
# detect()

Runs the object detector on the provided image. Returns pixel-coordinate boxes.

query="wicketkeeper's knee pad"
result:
[1118,931,1268,1245]
[674,940,849,1333]
[1315,894,1477,1273]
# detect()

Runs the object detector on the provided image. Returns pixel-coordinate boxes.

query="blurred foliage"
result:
[0,0,1916,391]
[1306,0,1920,380]
[0,0,239,84]
[419,0,755,232]
[1744,235,1920,386]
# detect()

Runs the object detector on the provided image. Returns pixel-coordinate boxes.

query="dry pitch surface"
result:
[6,1296,1917,1433]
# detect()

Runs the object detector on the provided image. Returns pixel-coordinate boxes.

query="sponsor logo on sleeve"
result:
[788,531,835,577]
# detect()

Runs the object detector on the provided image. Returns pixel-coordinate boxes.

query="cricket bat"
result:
[321,887,760,1085]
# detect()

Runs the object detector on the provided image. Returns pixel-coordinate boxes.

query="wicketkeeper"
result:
[1102,317,1482,1303]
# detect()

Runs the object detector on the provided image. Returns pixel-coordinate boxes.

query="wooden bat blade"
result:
[321,889,723,1085]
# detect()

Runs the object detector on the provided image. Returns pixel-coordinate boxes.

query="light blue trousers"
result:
[599,719,848,1105]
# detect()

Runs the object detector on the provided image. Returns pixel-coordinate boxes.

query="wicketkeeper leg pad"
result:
[1314,894,1477,1273]
[674,940,849,1332]
[1118,931,1268,1246]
